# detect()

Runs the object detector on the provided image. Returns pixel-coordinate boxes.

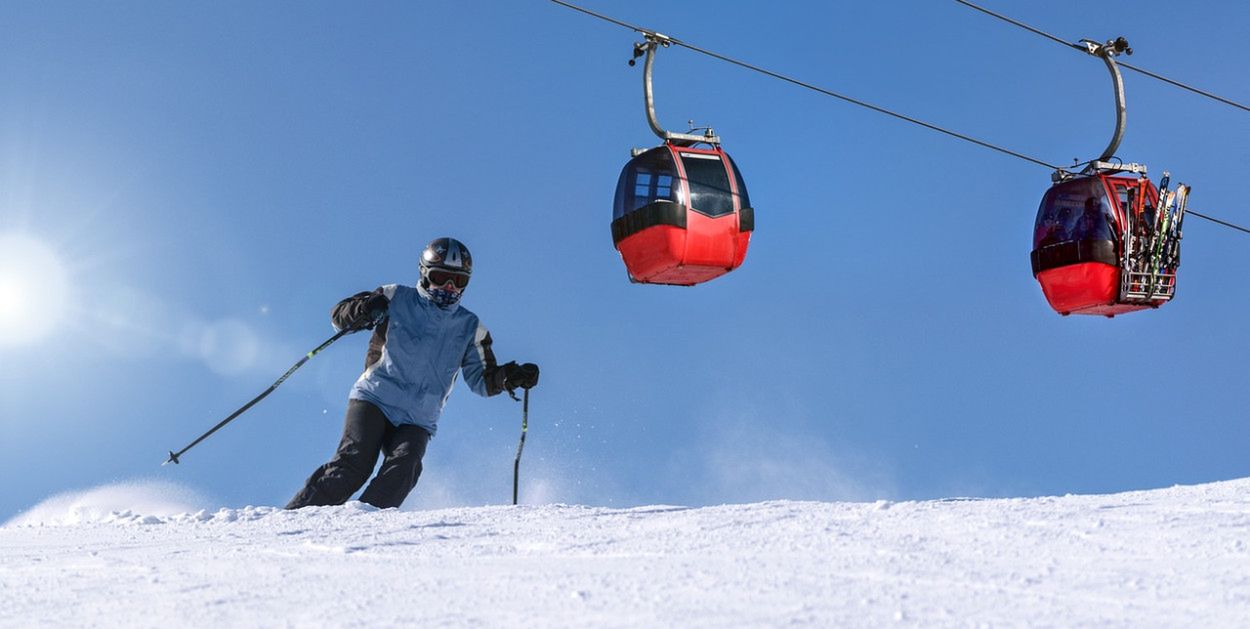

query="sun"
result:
[0,233,70,347]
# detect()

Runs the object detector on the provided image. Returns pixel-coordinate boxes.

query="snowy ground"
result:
[2,480,1249,628]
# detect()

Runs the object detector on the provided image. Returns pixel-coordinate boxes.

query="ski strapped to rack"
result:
[1120,172,1190,303]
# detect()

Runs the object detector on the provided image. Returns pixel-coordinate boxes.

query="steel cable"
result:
[549,0,1250,236]
[550,0,1060,169]
[955,0,1250,114]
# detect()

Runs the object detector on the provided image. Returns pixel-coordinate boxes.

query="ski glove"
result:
[353,294,390,330]
[502,361,540,391]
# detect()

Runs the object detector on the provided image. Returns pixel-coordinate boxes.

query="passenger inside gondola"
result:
[1036,206,1072,247]
[1076,197,1113,241]
[1033,179,1117,250]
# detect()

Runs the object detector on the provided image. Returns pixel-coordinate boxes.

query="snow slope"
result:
[2,479,1249,627]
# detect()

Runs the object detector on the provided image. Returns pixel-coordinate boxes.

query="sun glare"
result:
[0,233,70,347]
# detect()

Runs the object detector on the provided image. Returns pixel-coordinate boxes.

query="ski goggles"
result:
[428,268,470,289]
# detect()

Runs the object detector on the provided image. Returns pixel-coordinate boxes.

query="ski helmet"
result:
[419,237,472,306]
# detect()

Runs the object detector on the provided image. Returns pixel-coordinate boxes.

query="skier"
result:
[286,237,539,510]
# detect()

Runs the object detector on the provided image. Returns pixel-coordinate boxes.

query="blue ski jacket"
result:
[334,284,506,437]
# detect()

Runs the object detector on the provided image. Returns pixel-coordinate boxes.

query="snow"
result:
[3,480,1249,627]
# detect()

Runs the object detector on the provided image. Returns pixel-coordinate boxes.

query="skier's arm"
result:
[462,323,508,397]
[331,286,395,332]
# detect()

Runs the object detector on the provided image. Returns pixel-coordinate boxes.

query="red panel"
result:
[1036,262,1119,315]
[616,214,749,286]
[617,225,687,283]
[683,211,738,267]
[1036,261,1171,317]
[732,231,751,268]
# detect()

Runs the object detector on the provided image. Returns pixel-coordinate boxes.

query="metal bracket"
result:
[1084,160,1148,176]
[1052,160,1148,183]
[1080,37,1133,58]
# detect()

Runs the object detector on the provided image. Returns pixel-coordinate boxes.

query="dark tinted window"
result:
[726,153,751,210]
[614,148,677,220]
[1033,178,1116,249]
[679,152,734,217]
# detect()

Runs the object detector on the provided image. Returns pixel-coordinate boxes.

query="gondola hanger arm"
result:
[632,33,719,146]
[1081,36,1132,168]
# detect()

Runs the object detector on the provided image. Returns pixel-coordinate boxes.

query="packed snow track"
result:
[3,479,1249,627]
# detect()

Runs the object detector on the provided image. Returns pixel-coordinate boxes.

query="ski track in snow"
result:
[2,480,1249,627]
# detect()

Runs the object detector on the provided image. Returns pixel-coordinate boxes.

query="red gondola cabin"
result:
[1030,172,1184,317]
[612,142,753,285]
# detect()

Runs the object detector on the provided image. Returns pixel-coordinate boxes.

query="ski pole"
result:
[163,324,357,466]
[512,388,529,505]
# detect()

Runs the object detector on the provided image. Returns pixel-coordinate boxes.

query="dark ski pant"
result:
[286,399,430,510]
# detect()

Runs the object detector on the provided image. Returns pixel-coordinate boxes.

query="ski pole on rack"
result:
[512,388,529,505]
[163,321,367,466]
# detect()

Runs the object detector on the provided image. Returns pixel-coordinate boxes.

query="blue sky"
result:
[1,1,1247,519]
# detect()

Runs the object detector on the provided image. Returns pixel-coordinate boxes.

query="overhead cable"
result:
[955,0,1250,115]
[549,0,1061,170]
[1187,210,1250,236]
[549,0,1249,236]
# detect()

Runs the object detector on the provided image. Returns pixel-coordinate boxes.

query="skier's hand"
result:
[354,294,389,330]
[504,362,540,390]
